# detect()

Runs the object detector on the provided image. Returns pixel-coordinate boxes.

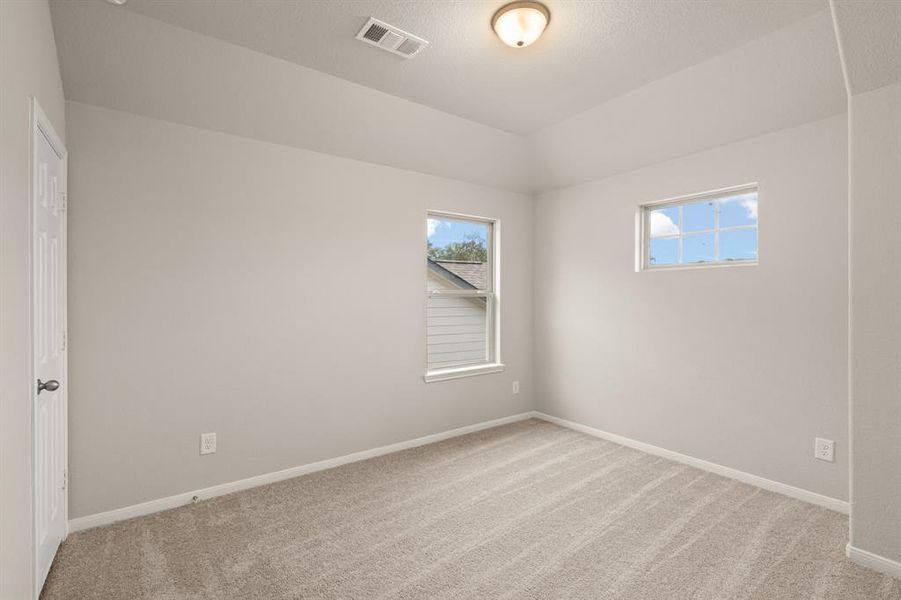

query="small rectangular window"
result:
[425,212,502,382]
[640,185,758,270]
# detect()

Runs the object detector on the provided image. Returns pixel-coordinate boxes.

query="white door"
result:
[32,98,68,595]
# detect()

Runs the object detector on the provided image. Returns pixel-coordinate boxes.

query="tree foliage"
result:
[428,233,487,262]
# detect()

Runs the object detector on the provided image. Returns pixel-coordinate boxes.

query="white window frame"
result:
[638,183,759,271]
[424,210,503,383]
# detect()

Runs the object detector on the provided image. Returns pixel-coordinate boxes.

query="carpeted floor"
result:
[42,419,901,599]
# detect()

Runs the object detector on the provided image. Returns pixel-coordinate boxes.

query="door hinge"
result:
[61,330,67,352]
[62,469,67,490]
[60,192,67,212]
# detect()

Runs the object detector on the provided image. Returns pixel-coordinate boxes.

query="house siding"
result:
[427,274,488,369]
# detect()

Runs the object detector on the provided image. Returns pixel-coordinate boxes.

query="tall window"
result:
[425,212,502,382]
[640,185,758,269]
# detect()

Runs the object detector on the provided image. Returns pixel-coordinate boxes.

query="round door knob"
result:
[37,379,60,394]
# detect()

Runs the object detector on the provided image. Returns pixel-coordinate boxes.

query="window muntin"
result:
[642,187,758,269]
[426,212,500,378]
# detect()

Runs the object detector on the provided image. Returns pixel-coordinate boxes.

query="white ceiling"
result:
[831,0,901,95]
[530,10,846,190]
[109,0,825,134]
[50,0,535,193]
[49,1,845,193]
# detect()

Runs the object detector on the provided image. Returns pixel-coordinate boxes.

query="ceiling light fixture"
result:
[492,2,550,48]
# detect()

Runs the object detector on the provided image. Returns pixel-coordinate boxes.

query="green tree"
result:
[428,233,487,262]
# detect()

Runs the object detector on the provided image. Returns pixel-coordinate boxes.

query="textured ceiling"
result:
[831,0,901,96]
[530,10,846,190]
[107,0,824,134]
[49,1,844,193]
[49,0,535,193]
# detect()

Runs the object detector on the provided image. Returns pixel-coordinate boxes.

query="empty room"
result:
[2,0,900,598]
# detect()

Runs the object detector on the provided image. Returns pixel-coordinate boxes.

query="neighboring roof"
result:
[428,259,488,290]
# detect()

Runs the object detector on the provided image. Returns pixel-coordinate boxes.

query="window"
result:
[425,211,502,382]
[640,185,758,269]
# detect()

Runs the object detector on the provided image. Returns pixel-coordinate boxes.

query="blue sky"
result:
[427,217,488,249]
[649,193,758,265]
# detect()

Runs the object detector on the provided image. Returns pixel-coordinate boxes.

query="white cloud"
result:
[721,193,758,220]
[650,211,679,236]
[427,218,451,238]
[741,197,758,220]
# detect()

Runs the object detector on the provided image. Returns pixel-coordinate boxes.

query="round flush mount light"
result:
[492,1,550,48]
[105,0,127,5]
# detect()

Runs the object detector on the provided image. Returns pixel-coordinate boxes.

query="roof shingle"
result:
[431,260,488,289]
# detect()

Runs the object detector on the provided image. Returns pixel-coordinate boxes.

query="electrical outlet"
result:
[512,380,520,395]
[200,432,216,455]
[814,437,834,462]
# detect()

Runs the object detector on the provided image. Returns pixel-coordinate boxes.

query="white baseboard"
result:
[70,409,850,533]
[847,544,901,579]
[532,412,849,514]
[68,411,539,533]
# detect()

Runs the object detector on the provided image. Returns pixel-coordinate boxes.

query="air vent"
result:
[356,17,429,59]
[396,38,424,57]
[362,22,388,43]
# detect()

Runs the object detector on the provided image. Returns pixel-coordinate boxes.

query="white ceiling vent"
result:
[355,18,428,59]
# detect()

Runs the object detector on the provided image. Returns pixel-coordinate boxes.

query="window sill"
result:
[424,363,506,383]
[640,260,758,272]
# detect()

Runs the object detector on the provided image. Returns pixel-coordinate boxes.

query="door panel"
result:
[33,109,67,595]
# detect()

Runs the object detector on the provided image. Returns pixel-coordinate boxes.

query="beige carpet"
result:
[43,419,900,599]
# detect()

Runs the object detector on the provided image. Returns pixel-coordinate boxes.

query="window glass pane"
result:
[649,237,679,266]
[648,206,680,237]
[643,188,758,269]
[427,217,490,290]
[719,192,758,228]
[683,232,715,263]
[426,295,488,371]
[719,228,757,261]
[683,200,714,232]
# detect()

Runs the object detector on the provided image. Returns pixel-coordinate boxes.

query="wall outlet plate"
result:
[814,437,834,462]
[512,380,520,394]
[200,432,216,455]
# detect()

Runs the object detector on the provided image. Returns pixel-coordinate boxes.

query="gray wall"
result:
[65,102,533,518]
[0,1,66,598]
[533,115,849,501]
[848,81,901,563]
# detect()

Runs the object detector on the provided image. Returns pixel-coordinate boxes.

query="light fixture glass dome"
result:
[492,2,550,48]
